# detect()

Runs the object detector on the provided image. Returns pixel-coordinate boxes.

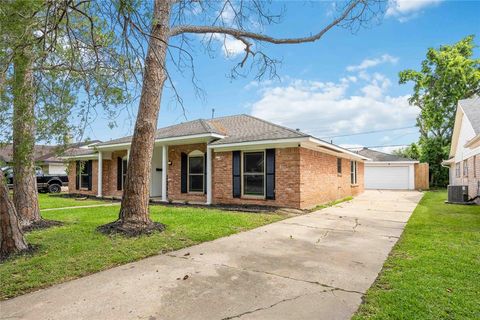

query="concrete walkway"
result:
[40,203,121,212]
[0,190,423,320]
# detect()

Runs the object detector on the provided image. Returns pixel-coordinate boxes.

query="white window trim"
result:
[463,160,468,177]
[350,160,358,185]
[187,151,204,194]
[455,162,461,178]
[241,150,266,199]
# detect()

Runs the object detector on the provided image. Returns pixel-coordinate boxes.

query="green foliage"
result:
[0,0,138,148]
[399,35,480,140]
[399,36,480,186]
[0,202,284,299]
[418,136,450,186]
[354,191,480,320]
[392,143,421,160]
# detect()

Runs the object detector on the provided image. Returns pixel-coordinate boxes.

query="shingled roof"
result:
[459,96,480,134]
[357,147,415,162]
[0,145,58,163]
[97,114,309,147]
[1,141,100,163]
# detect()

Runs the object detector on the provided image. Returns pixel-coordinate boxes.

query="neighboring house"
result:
[357,148,424,190]
[442,96,480,202]
[0,141,99,175]
[64,114,368,209]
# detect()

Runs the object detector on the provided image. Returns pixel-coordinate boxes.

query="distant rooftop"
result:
[357,147,415,162]
[0,141,100,163]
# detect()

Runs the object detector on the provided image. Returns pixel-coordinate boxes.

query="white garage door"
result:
[365,165,410,190]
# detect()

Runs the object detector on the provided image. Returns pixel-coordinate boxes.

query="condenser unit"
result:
[447,185,469,204]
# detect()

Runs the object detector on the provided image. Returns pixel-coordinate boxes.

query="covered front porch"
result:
[94,133,220,205]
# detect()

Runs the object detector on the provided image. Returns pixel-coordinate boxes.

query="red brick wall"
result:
[67,160,98,196]
[67,150,127,198]
[67,145,365,208]
[212,147,363,209]
[452,155,480,202]
[104,150,127,197]
[212,148,301,208]
[298,148,364,209]
[167,143,207,203]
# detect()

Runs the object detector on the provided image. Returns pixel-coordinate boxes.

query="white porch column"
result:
[162,145,168,202]
[206,147,212,205]
[127,148,130,161]
[97,151,103,197]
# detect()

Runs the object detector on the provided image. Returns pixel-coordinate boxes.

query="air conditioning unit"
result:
[447,185,469,203]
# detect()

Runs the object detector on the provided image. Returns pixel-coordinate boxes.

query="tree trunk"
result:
[12,47,42,229]
[0,169,29,260]
[99,0,171,235]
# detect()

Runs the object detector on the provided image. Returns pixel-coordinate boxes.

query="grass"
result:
[354,190,480,320]
[38,193,109,210]
[309,196,353,212]
[0,204,284,300]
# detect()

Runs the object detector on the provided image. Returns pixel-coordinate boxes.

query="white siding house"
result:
[442,96,480,203]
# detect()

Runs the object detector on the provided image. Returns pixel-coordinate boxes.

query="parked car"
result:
[2,166,68,193]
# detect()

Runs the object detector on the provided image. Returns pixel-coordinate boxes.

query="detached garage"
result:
[357,148,420,190]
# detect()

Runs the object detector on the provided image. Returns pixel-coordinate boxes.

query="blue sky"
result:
[85,0,480,152]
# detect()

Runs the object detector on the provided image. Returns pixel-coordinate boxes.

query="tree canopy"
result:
[399,35,480,186]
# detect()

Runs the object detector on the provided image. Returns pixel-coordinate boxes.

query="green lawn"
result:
[354,191,480,320]
[38,193,110,209]
[0,204,284,300]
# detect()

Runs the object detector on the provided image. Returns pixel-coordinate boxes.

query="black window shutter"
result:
[181,153,187,193]
[117,157,122,191]
[75,161,80,190]
[87,160,93,190]
[204,155,207,194]
[232,151,241,198]
[265,149,275,200]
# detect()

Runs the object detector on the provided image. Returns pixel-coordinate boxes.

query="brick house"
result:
[65,114,368,209]
[442,96,480,203]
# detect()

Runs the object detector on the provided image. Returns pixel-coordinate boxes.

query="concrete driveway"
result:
[0,190,423,320]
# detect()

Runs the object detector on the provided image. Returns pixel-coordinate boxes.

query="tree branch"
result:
[169,0,362,44]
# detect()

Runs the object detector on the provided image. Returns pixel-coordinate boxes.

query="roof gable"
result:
[460,96,480,135]
[207,114,308,145]
[449,96,479,157]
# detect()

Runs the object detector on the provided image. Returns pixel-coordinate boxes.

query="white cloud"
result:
[207,33,246,58]
[386,0,442,22]
[346,54,398,72]
[249,73,418,140]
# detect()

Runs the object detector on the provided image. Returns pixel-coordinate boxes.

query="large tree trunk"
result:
[99,0,171,235]
[12,47,42,229]
[0,169,29,260]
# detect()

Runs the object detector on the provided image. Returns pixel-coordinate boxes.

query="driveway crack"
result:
[352,218,359,232]
[167,254,364,296]
[220,293,311,319]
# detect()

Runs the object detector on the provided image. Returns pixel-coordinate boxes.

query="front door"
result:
[150,147,163,197]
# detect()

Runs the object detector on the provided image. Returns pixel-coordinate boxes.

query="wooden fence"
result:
[415,163,429,190]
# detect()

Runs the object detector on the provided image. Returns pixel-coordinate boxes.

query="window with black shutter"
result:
[232,151,241,198]
[117,157,128,190]
[242,151,265,197]
[337,158,342,175]
[265,149,275,200]
[78,160,92,190]
[188,154,204,193]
